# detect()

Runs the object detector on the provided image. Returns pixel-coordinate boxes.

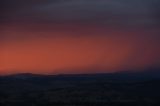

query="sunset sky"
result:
[0,0,160,75]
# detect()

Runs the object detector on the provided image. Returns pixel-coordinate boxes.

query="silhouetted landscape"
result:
[0,69,160,106]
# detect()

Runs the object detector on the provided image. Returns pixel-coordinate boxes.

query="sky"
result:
[0,0,160,75]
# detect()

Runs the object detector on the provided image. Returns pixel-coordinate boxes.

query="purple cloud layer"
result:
[1,0,159,26]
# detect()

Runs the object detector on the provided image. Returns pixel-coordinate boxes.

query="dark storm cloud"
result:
[1,0,160,26]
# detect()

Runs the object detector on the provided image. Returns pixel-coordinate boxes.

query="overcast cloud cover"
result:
[1,0,160,26]
[0,0,160,73]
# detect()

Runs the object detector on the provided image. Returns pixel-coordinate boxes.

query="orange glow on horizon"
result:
[0,25,159,75]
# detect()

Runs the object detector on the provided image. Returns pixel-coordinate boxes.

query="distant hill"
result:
[0,68,160,82]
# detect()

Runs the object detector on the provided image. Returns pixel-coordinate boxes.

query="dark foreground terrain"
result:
[0,71,160,106]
